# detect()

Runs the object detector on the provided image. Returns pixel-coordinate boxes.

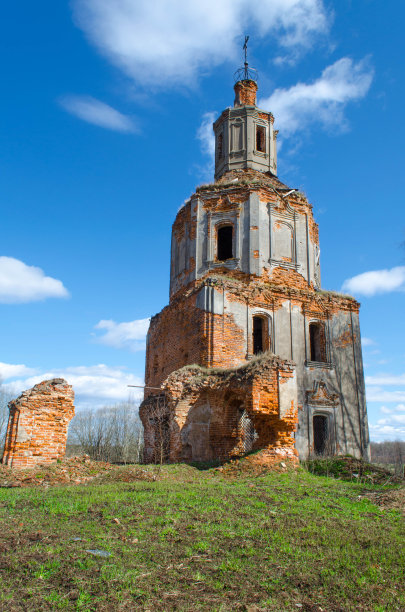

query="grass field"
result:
[0,463,403,611]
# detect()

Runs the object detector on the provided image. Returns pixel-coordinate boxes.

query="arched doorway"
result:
[238,409,257,454]
[313,415,329,455]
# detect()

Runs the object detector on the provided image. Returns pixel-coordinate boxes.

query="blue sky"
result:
[1,1,404,440]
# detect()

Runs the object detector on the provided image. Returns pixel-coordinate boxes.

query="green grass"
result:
[0,465,403,611]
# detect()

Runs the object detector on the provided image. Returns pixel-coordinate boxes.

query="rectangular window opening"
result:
[256,125,266,153]
[217,225,233,261]
[309,322,327,362]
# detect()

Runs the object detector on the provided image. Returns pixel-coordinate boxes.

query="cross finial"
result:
[233,35,257,83]
[243,35,249,78]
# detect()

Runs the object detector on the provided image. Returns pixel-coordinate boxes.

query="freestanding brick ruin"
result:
[140,63,370,464]
[2,378,75,468]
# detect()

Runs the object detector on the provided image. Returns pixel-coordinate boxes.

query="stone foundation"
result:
[140,353,298,464]
[2,379,75,468]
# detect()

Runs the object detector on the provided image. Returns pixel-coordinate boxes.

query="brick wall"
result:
[234,80,258,106]
[140,354,298,463]
[146,273,359,393]
[145,292,207,393]
[2,379,75,468]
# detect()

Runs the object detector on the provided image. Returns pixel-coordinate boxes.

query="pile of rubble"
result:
[215,448,299,477]
[0,455,156,488]
[305,455,404,485]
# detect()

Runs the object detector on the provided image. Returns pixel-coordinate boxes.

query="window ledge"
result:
[305,360,334,370]
[269,258,300,271]
[206,258,241,270]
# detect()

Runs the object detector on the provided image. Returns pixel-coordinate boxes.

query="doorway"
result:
[313,415,329,455]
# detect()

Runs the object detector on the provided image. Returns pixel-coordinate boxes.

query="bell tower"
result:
[214,52,277,180]
[140,41,370,466]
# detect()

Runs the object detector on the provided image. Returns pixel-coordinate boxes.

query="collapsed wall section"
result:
[140,353,298,464]
[2,378,75,468]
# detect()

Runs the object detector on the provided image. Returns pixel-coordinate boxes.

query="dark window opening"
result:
[217,132,224,159]
[313,415,329,455]
[309,322,327,362]
[253,315,269,355]
[256,125,266,152]
[217,225,233,261]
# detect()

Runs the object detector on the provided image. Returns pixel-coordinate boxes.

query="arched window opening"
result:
[313,415,329,455]
[253,315,270,355]
[309,322,327,362]
[256,125,266,153]
[217,225,233,261]
[217,132,224,159]
[238,409,257,454]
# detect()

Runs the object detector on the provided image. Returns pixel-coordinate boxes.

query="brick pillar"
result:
[1,378,75,468]
[234,79,258,107]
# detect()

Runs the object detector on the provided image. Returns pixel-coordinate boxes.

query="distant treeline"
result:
[66,401,143,464]
[370,440,405,473]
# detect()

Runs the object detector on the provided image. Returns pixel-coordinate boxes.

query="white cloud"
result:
[369,404,405,439]
[0,362,37,380]
[197,112,216,159]
[0,257,69,304]
[380,406,392,414]
[259,57,373,138]
[378,415,405,425]
[2,363,146,407]
[366,375,405,437]
[60,95,136,132]
[366,374,405,386]
[196,112,216,179]
[369,422,405,441]
[71,0,330,88]
[342,266,405,297]
[366,388,405,403]
[94,318,150,351]
[361,337,375,347]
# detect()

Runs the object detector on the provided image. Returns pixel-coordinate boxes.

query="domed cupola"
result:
[213,48,277,180]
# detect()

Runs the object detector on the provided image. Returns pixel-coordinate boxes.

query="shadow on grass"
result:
[189,449,264,471]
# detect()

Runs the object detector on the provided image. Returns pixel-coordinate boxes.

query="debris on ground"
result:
[304,455,404,485]
[362,487,405,515]
[214,448,299,478]
[0,455,157,488]
[86,549,112,558]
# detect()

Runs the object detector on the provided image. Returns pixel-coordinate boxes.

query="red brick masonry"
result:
[2,378,75,468]
[140,353,298,464]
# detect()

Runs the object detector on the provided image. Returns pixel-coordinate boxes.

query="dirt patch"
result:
[0,455,156,488]
[214,448,299,478]
[363,487,405,515]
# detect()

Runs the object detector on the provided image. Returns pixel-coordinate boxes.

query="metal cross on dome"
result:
[234,35,258,83]
[243,35,249,75]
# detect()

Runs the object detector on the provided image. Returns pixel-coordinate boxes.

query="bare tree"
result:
[67,399,144,463]
[370,440,405,475]
[0,380,13,457]
[143,393,171,465]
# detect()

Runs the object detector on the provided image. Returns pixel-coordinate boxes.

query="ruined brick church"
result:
[140,66,370,464]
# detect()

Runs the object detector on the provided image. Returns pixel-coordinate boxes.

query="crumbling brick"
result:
[2,379,74,469]
[140,353,298,463]
[234,79,258,106]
